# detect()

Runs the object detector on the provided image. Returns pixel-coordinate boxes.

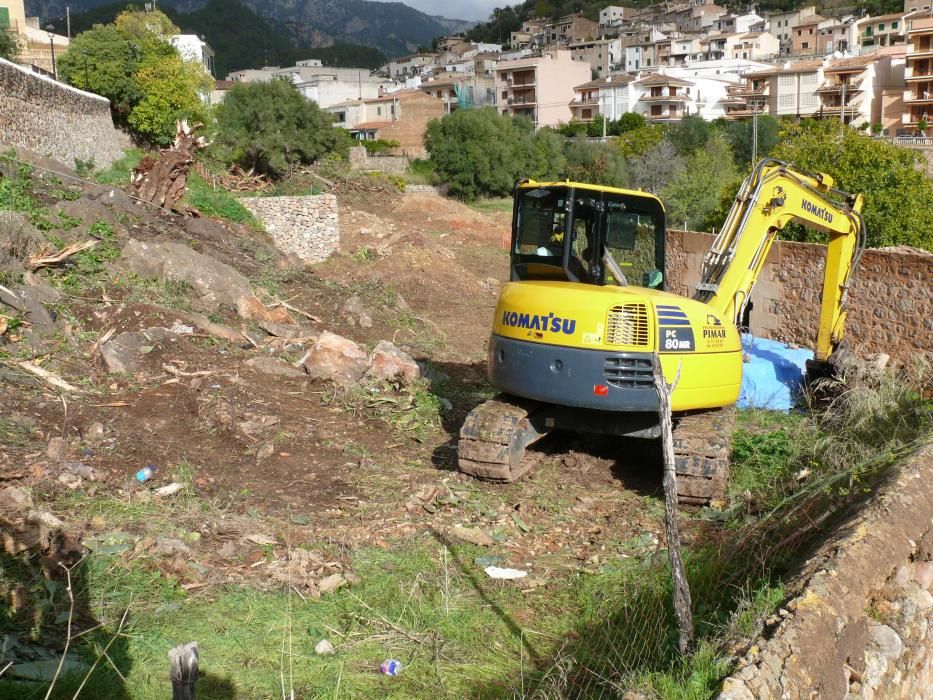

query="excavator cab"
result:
[510,183,666,290]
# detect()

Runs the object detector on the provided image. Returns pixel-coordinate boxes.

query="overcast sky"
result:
[373,0,501,22]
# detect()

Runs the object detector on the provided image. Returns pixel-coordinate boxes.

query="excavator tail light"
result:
[593,384,609,396]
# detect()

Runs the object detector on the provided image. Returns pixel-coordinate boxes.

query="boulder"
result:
[244,356,306,379]
[303,331,369,386]
[341,295,373,328]
[99,327,179,374]
[366,341,421,385]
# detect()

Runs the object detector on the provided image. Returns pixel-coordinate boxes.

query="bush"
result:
[562,138,629,188]
[362,139,400,155]
[425,108,564,200]
[212,78,351,178]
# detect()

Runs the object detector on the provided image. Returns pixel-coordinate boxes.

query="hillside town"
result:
[199,0,933,154]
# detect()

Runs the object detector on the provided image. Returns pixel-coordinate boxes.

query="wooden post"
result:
[652,354,694,655]
[169,642,199,700]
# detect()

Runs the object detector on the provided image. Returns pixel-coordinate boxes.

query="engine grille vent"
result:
[605,304,649,347]
[603,356,655,389]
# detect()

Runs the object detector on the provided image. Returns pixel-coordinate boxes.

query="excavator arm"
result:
[694,159,866,362]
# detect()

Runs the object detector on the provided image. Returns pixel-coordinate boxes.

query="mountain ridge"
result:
[25,0,475,58]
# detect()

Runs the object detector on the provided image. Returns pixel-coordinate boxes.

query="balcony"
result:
[640,92,690,103]
[904,88,933,103]
[905,63,933,80]
[509,95,537,105]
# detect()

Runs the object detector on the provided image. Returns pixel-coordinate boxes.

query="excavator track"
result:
[458,396,544,482]
[671,407,736,505]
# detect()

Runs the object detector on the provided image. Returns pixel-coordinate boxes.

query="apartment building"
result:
[729,32,780,61]
[542,13,599,46]
[569,37,622,76]
[904,0,932,11]
[386,53,438,80]
[721,72,770,119]
[745,59,823,116]
[791,15,828,55]
[904,14,933,132]
[858,13,907,50]
[569,80,601,121]
[0,0,69,76]
[818,49,904,126]
[636,73,697,122]
[494,49,591,126]
[767,5,818,55]
[599,6,636,29]
[419,74,496,111]
[325,90,444,157]
[815,20,853,55]
[170,35,215,78]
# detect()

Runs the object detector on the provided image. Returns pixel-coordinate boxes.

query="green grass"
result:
[93,149,146,186]
[469,198,513,214]
[184,174,262,230]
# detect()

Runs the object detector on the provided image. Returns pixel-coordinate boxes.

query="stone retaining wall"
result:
[240,195,339,263]
[348,146,408,174]
[718,444,933,699]
[0,57,127,168]
[666,230,933,362]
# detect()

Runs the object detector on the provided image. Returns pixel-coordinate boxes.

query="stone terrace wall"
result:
[240,195,339,263]
[348,146,408,174]
[666,230,933,362]
[718,444,933,699]
[0,57,127,168]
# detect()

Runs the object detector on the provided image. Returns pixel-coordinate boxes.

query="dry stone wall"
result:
[718,444,933,699]
[666,230,932,362]
[240,195,339,263]
[0,57,127,168]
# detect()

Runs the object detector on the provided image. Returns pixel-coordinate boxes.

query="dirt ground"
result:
[0,164,670,597]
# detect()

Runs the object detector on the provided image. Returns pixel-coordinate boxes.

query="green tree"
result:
[128,52,212,146]
[562,139,629,188]
[613,124,664,157]
[617,112,646,133]
[58,10,210,144]
[662,135,737,231]
[425,108,563,200]
[212,78,350,177]
[57,25,140,116]
[0,27,20,61]
[665,114,711,156]
[724,115,781,166]
[771,119,933,249]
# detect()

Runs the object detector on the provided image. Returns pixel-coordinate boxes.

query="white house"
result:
[170,35,215,78]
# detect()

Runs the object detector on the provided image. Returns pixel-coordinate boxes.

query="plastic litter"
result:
[484,566,528,580]
[154,483,184,497]
[314,639,335,656]
[380,659,403,676]
[738,334,813,412]
[135,465,156,483]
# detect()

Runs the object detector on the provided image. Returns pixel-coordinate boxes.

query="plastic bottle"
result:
[135,465,155,483]
[379,659,402,677]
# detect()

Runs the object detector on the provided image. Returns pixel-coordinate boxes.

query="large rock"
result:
[99,327,179,374]
[122,239,251,312]
[244,356,306,379]
[366,340,421,385]
[303,331,369,386]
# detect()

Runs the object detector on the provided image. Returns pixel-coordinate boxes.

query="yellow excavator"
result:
[458,158,866,503]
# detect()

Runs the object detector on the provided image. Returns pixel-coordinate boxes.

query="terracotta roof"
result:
[349,121,392,130]
[861,12,905,23]
[574,74,636,89]
[637,73,694,86]
[746,59,823,77]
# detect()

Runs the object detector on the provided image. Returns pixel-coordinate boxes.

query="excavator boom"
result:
[694,159,866,362]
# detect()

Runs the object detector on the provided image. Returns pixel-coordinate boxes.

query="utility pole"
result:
[66,6,71,39]
[752,98,759,165]
[840,81,846,135]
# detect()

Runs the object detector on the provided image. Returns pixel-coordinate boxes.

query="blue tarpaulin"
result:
[737,334,814,412]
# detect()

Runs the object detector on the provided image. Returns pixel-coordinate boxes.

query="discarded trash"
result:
[380,659,403,676]
[484,566,528,580]
[474,554,504,567]
[154,483,184,498]
[451,525,494,547]
[135,465,156,483]
[314,639,335,656]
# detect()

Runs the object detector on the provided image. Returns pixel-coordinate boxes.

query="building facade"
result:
[904,14,933,132]
[494,49,591,126]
